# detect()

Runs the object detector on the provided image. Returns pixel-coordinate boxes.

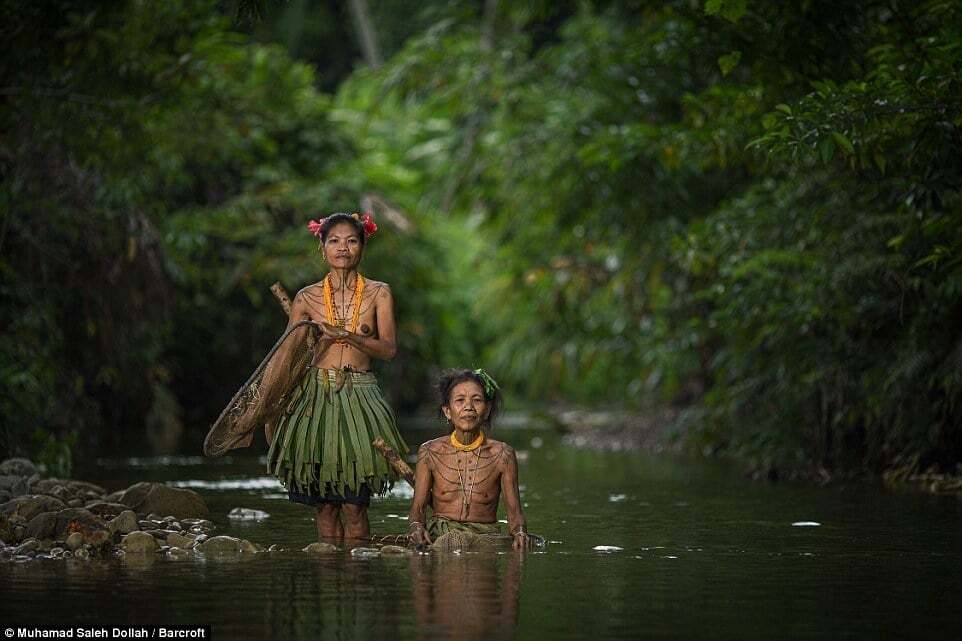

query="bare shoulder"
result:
[420,436,450,453]
[295,282,325,300]
[484,438,514,459]
[363,279,392,298]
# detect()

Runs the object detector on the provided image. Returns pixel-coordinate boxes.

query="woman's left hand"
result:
[320,322,351,341]
[512,531,534,551]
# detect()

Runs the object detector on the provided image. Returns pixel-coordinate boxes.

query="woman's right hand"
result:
[408,521,431,547]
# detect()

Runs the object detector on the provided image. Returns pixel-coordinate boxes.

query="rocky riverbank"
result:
[0,457,284,562]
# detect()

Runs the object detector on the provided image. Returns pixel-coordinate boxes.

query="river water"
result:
[2,427,959,640]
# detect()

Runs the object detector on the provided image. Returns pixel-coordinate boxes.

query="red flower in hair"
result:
[360,213,378,238]
[307,218,326,237]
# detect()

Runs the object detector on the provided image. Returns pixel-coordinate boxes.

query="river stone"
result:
[122,531,158,554]
[303,542,338,555]
[33,479,69,494]
[67,499,84,508]
[167,546,189,560]
[166,532,193,549]
[15,538,40,554]
[379,545,409,556]
[108,510,140,535]
[66,532,84,550]
[0,458,37,477]
[117,482,209,519]
[1,495,68,521]
[228,508,270,521]
[86,529,110,548]
[0,514,14,542]
[0,475,27,495]
[55,508,106,537]
[104,490,124,503]
[24,511,59,540]
[196,535,256,554]
[50,547,64,557]
[85,502,130,517]
[70,480,107,496]
[349,547,381,559]
[75,547,90,560]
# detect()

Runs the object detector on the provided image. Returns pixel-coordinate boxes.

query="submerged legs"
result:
[315,504,344,540]
[314,503,370,541]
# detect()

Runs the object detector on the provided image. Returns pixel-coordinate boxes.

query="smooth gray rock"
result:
[1,495,67,521]
[379,545,410,556]
[54,508,106,539]
[166,532,194,549]
[108,510,139,535]
[70,480,107,496]
[0,475,27,495]
[117,483,209,519]
[84,502,130,517]
[121,531,158,554]
[24,511,58,540]
[167,546,189,560]
[196,535,256,554]
[303,542,338,554]
[65,532,84,550]
[15,538,40,554]
[0,458,37,477]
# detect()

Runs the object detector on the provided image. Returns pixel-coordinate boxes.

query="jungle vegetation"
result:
[2,0,959,480]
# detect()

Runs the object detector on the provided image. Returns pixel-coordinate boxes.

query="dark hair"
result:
[437,368,501,431]
[319,212,366,246]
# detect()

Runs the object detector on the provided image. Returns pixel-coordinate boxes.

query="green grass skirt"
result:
[266,368,409,498]
[427,515,502,538]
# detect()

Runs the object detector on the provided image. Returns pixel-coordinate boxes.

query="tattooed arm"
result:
[407,442,435,545]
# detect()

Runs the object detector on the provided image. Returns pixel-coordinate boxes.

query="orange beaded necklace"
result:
[323,273,364,341]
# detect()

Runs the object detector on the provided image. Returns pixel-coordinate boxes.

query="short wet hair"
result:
[437,368,502,430]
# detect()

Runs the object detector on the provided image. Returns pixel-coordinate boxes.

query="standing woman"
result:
[266,212,409,541]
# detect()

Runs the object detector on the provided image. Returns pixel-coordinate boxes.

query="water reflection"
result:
[411,553,522,641]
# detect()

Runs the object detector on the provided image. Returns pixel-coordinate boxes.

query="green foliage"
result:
[0,0,464,458]
[331,0,962,475]
[3,0,960,480]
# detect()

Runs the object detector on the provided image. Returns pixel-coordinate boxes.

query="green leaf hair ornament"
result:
[473,368,500,398]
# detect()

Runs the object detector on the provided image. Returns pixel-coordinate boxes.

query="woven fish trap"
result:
[431,531,497,552]
[204,320,318,457]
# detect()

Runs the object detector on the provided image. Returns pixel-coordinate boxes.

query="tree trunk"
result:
[347,0,382,70]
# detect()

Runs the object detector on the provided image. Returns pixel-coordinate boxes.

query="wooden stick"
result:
[270,282,293,316]
[264,282,295,443]
[373,437,415,487]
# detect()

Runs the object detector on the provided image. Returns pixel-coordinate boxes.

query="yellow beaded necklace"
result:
[450,430,485,452]
[323,273,364,341]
